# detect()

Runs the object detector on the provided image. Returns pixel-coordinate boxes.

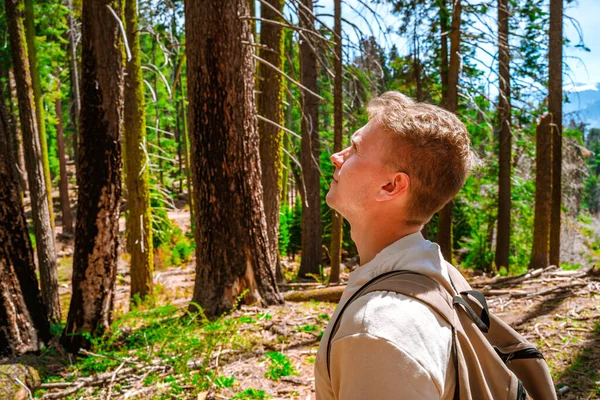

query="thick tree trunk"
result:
[530,114,552,269]
[297,0,322,279]
[329,0,343,284]
[124,0,153,300]
[67,0,80,171]
[0,91,50,358]
[61,0,124,353]
[436,0,461,263]
[24,0,54,227]
[495,0,511,271]
[5,0,61,324]
[548,0,563,267]
[258,0,285,282]
[55,80,73,235]
[186,0,283,318]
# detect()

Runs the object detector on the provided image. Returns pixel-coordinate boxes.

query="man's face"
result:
[326,120,397,222]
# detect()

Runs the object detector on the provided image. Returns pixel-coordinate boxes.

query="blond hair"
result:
[368,91,474,225]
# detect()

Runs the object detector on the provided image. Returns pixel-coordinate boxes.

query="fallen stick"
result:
[482,289,529,297]
[283,286,345,303]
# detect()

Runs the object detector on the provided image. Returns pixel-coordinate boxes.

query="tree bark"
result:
[258,0,285,282]
[8,68,28,193]
[297,0,322,279]
[124,0,153,301]
[548,0,563,267]
[495,0,511,270]
[186,0,283,318]
[61,0,124,353]
[329,0,343,284]
[0,89,50,358]
[55,79,73,235]
[5,0,61,324]
[24,0,54,227]
[530,114,552,269]
[436,0,461,263]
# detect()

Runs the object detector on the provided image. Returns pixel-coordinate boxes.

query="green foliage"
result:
[214,375,236,389]
[560,262,581,271]
[295,324,318,332]
[232,388,270,399]
[264,351,297,381]
[278,205,291,257]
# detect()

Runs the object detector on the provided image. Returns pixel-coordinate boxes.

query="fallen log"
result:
[283,286,345,303]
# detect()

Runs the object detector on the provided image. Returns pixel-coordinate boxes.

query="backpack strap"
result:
[326,270,457,378]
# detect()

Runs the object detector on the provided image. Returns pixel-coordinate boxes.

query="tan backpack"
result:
[326,264,558,400]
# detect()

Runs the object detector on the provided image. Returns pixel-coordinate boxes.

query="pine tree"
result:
[124,0,154,300]
[436,0,462,263]
[530,114,552,269]
[495,0,511,270]
[186,0,283,318]
[24,0,54,226]
[329,0,343,284]
[55,78,73,235]
[297,0,322,278]
[257,0,286,281]
[62,0,124,352]
[5,0,61,323]
[0,90,50,357]
[548,0,563,267]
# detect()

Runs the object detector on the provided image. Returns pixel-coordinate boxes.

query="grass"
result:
[232,388,271,399]
[36,294,258,398]
[264,352,297,381]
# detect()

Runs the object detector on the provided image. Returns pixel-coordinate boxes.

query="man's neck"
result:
[351,216,422,266]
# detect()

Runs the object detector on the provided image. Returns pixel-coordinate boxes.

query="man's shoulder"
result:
[334,289,453,351]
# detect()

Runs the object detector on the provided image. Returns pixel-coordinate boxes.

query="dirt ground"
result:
[34,208,600,399]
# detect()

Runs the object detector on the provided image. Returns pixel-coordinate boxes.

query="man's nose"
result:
[331,151,343,168]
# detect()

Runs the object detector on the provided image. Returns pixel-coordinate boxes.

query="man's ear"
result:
[376,172,410,202]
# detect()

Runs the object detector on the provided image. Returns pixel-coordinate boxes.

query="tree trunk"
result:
[548,0,563,267]
[530,114,552,269]
[24,0,54,227]
[124,0,153,300]
[412,13,423,102]
[438,0,449,108]
[436,0,461,263]
[67,0,80,171]
[0,89,50,358]
[5,0,61,324]
[258,0,285,282]
[152,42,164,188]
[297,0,322,279]
[179,80,194,227]
[8,68,28,193]
[495,0,511,270]
[186,0,283,318]
[329,0,343,284]
[55,79,73,235]
[61,0,124,353]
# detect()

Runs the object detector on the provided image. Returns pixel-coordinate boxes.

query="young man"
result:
[315,91,474,399]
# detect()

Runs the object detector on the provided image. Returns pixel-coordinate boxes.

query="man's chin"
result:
[325,193,343,215]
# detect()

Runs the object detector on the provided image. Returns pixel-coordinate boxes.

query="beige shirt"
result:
[314,232,456,399]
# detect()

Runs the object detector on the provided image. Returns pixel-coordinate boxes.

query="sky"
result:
[563,0,600,86]
[299,0,600,88]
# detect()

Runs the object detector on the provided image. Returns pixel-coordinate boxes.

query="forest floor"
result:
[6,208,600,399]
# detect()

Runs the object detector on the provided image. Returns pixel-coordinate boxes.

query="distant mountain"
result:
[564,83,600,129]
